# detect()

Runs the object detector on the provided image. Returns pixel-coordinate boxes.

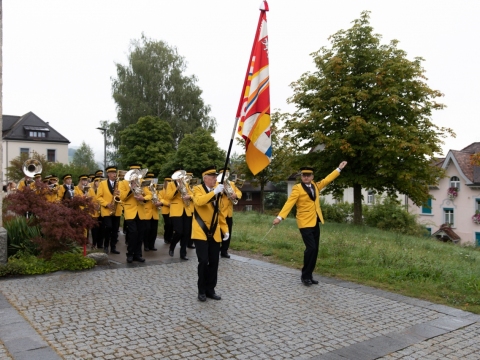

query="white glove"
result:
[223,233,229,241]
[214,184,224,195]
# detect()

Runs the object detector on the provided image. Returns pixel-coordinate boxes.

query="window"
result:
[367,191,374,204]
[20,148,29,156]
[47,149,56,162]
[444,208,454,227]
[245,205,253,211]
[450,176,460,190]
[476,199,480,212]
[28,131,46,138]
[421,198,432,214]
[246,192,252,201]
[425,227,432,236]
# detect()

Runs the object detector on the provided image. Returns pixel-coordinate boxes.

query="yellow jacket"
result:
[191,184,228,242]
[278,169,340,228]
[159,188,171,215]
[97,179,123,217]
[119,180,152,220]
[165,180,193,217]
[219,181,242,218]
[45,186,60,202]
[144,191,160,220]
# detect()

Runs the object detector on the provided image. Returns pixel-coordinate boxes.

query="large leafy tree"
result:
[161,128,226,179]
[6,151,53,182]
[286,11,454,224]
[71,141,97,173]
[109,34,216,156]
[118,115,174,174]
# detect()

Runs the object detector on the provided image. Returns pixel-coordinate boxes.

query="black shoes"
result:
[187,245,196,249]
[133,257,145,262]
[301,278,313,286]
[220,252,230,258]
[180,256,189,261]
[198,294,207,302]
[206,293,221,300]
[110,249,120,254]
[127,256,133,263]
[104,247,109,254]
[311,279,319,285]
[144,248,150,252]
[151,248,157,251]
[169,250,174,257]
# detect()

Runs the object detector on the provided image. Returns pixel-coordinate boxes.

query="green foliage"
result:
[285,11,453,224]
[48,163,92,186]
[232,212,480,314]
[118,115,175,174]
[0,252,96,277]
[71,141,98,173]
[321,200,354,223]
[363,197,425,236]
[110,33,216,156]
[4,216,41,257]
[161,127,226,178]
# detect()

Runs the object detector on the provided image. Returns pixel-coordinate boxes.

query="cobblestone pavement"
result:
[1,254,479,359]
[0,339,14,360]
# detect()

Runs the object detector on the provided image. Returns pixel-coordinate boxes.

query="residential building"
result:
[2,112,70,183]
[410,142,480,246]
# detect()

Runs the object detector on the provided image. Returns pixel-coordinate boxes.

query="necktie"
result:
[308,185,314,197]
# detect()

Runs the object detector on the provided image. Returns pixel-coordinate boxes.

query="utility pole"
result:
[96,127,107,173]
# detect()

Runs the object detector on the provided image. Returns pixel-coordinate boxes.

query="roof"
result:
[431,224,461,242]
[442,142,480,185]
[2,111,70,144]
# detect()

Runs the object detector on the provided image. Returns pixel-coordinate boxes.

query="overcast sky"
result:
[4,0,480,166]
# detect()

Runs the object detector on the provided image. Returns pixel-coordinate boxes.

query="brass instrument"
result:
[109,170,126,215]
[233,174,246,188]
[23,158,42,179]
[217,171,241,205]
[48,183,59,192]
[124,168,148,196]
[172,170,192,206]
[156,184,164,191]
[189,177,199,189]
[148,179,159,205]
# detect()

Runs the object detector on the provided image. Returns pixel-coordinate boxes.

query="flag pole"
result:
[211,1,269,227]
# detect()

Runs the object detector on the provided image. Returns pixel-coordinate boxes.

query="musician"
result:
[192,165,228,301]
[29,173,42,193]
[45,175,60,202]
[74,174,90,197]
[91,175,104,250]
[95,169,104,178]
[143,172,159,251]
[97,166,122,255]
[58,174,75,200]
[160,177,173,244]
[119,164,152,263]
[17,176,31,191]
[273,162,347,286]
[165,169,194,260]
[88,174,96,184]
[218,168,242,258]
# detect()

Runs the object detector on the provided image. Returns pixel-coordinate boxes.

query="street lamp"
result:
[96,127,107,173]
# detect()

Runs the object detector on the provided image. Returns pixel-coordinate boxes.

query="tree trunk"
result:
[353,183,363,225]
[260,182,265,214]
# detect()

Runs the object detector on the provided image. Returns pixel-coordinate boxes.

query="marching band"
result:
[10,159,244,267]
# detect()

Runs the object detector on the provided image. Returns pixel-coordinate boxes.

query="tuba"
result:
[124,168,148,196]
[172,170,191,206]
[23,159,42,184]
[217,171,239,205]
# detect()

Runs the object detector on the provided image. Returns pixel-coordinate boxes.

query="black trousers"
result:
[147,218,158,249]
[162,214,173,243]
[125,215,144,258]
[299,219,321,280]
[194,238,220,295]
[220,216,233,253]
[91,216,104,248]
[103,216,120,250]
[170,211,191,257]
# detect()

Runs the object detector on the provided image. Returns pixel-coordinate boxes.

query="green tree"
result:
[286,11,454,224]
[110,34,216,156]
[47,163,91,186]
[161,128,226,178]
[6,151,53,183]
[117,115,174,175]
[71,142,97,174]
[235,111,298,213]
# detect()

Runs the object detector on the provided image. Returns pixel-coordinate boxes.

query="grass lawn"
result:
[229,212,480,314]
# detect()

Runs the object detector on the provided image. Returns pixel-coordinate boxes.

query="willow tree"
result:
[286,11,454,224]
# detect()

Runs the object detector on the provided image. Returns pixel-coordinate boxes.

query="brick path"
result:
[1,240,479,359]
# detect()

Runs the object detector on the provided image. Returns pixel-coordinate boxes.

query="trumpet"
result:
[48,183,59,192]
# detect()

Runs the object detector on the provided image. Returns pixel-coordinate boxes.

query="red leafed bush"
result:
[5,182,98,259]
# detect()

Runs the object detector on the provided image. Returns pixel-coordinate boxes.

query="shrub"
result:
[4,216,41,257]
[321,200,354,223]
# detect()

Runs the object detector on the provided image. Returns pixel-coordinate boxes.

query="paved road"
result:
[0,234,479,359]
